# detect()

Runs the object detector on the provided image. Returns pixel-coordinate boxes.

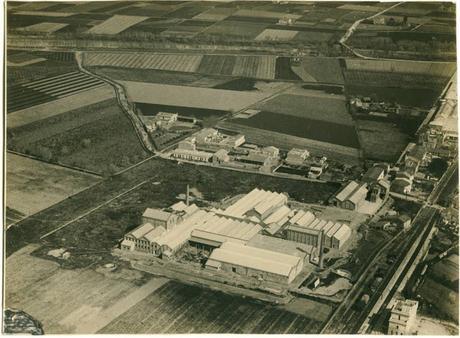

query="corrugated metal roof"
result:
[143,226,166,242]
[171,201,187,211]
[208,242,300,277]
[286,224,320,235]
[143,208,172,221]
[263,205,292,224]
[335,181,359,202]
[296,211,316,227]
[348,184,368,205]
[326,223,342,238]
[248,234,312,258]
[289,210,305,224]
[333,225,351,242]
[130,223,155,239]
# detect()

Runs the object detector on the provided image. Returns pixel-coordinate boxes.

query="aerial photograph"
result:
[3,0,458,335]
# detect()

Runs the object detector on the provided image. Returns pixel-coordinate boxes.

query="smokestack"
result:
[186,184,190,206]
[318,230,324,269]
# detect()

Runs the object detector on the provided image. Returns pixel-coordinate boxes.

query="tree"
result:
[427,158,448,178]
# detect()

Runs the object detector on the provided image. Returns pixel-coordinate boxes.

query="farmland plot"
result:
[204,20,268,39]
[233,9,302,20]
[345,59,456,77]
[86,15,149,35]
[8,71,106,113]
[257,93,353,125]
[197,55,236,76]
[17,22,68,33]
[6,153,101,217]
[10,2,57,11]
[292,57,345,84]
[255,28,299,41]
[193,7,237,21]
[7,85,114,128]
[84,53,203,73]
[5,244,164,334]
[119,80,272,112]
[7,52,46,67]
[232,56,276,79]
[13,10,75,17]
[99,281,328,334]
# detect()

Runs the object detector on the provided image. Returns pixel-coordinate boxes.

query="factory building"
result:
[194,128,245,152]
[205,242,303,284]
[329,181,368,211]
[171,148,213,162]
[189,213,262,252]
[142,208,180,230]
[388,299,419,335]
[212,149,230,164]
[285,148,310,166]
[285,210,351,249]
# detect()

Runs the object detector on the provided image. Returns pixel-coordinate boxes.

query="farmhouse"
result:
[205,242,303,284]
[285,148,310,166]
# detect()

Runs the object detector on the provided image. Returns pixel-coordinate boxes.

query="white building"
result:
[285,148,310,166]
[171,148,213,162]
[205,241,303,284]
[388,299,419,335]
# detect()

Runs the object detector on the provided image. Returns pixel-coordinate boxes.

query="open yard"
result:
[6,153,101,217]
[119,80,272,112]
[100,281,328,334]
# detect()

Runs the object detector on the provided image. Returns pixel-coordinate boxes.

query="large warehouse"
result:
[205,242,303,284]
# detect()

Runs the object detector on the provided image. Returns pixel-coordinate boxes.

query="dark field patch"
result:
[301,83,343,94]
[298,57,344,84]
[98,281,325,334]
[164,5,208,19]
[7,85,57,113]
[136,102,228,119]
[275,57,302,80]
[197,55,236,75]
[90,2,133,13]
[345,85,442,108]
[232,111,360,148]
[225,15,279,24]
[204,20,268,39]
[213,78,257,91]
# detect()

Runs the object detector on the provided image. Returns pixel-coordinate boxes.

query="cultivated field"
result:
[5,244,166,334]
[84,53,203,73]
[232,56,276,79]
[204,20,268,39]
[256,93,353,125]
[18,22,68,33]
[345,59,456,77]
[255,28,299,41]
[86,15,148,35]
[292,57,345,84]
[8,71,106,113]
[233,9,302,20]
[192,7,236,21]
[119,80,272,112]
[99,281,329,334]
[355,119,409,162]
[6,153,101,217]
[7,85,114,128]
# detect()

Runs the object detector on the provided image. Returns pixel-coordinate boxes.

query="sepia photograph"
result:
[3,0,459,335]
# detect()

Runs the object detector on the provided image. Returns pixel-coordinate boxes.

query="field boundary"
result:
[7,150,103,177]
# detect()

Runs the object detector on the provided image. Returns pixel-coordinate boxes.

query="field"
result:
[18,22,68,33]
[292,57,345,84]
[231,56,276,79]
[89,66,229,88]
[256,93,353,125]
[9,98,150,175]
[8,71,106,113]
[7,85,115,128]
[87,15,148,35]
[233,9,302,20]
[119,80,272,112]
[99,281,329,334]
[419,277,459,321]
[204,20,268,39]
[255,28,299,41]
[6,153,101,217]
[230,111,359,149]
[355,119,409,162]
[136,103,227,121]
[192,7,236,21]
[197,55,237,76]
[5,244,166,334]
[344,59,456,77]
[84,52,203,73]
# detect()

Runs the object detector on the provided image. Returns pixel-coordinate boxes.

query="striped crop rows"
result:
[8,71,106,113]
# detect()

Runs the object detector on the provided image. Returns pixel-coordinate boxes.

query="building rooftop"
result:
[335,181,360,202]
[248,234,315,258]
[142,208,173,222]
[207,241,300,277]
[129,222,155,239]
[362,166,385,183]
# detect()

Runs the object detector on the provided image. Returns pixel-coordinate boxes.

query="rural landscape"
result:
[4,0,459,336]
